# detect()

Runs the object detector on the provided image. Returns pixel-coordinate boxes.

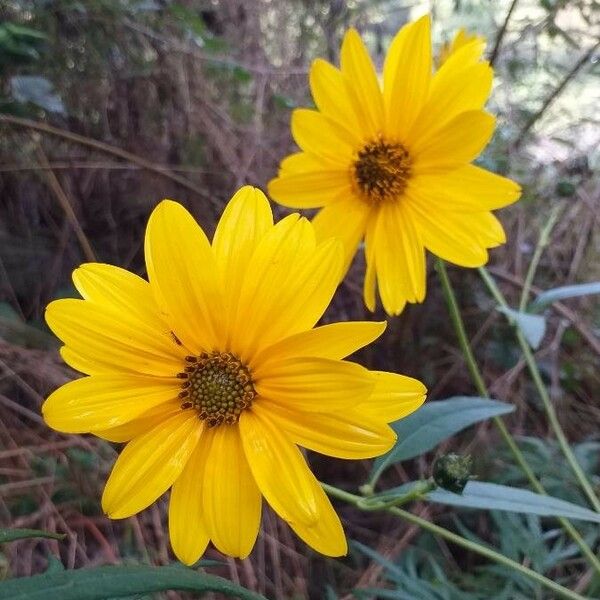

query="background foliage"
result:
[0,0,599,598]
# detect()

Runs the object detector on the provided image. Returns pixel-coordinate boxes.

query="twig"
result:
[0,113,212,199]
[489,0,520,66]
[33,143,97,263]
[514,39,600,147]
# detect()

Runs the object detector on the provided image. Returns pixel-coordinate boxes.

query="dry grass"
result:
[0,0,599,597]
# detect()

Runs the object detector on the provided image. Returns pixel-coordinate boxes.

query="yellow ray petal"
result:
[232,219,343,362]
[357,371,427,422]
[46,299,186,377]
[340,29,385,138]
[202,425,262,558]
[410,165,521,213]
[144,200,225,354]
[373,202,426,315]
[268,170,351,209]
[309,58,361,133]
[363,215,378,312]
[42,374,179,433]
[239,409,320,525]
[96,400,182,443]
[72,263,169,338]
[410,61,492,142]
[252,321,386,370]
[287,481,347,557]
[252,399,395,459]
[311,196,371,275]
[291,109,357,163]
[212,186,273,342]
[255,357,374,413]
[278,152,328,175]
[406,196,490,267]
[438,36,486,69]
[411,110,495,172]
[102,411,202,519]
[168,435,210,565]
[470,212,506,246]
[383,15,432,141]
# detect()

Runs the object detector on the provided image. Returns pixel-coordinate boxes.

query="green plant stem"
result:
[436,258,600,576]
[358,480,437,511]
[518,205,562,312]
[322,483,587,600]
[479,266,600,514]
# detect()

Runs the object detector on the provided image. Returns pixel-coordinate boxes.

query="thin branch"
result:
[489,0,520,66]
[0,113,212,199]
[515,39,600,147]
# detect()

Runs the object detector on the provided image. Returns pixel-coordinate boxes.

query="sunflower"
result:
[268,15,521,316]
[42,187,426,564]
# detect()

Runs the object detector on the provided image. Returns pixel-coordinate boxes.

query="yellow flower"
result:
[42,187,426,564]
[437,28,485,67]
[268,16,521,316]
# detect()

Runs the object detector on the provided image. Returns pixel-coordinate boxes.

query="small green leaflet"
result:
[370,397,514,483]
[0,529,66,544]
[0,564,267,600]
[497,306,546,349]
[529,282,600,312]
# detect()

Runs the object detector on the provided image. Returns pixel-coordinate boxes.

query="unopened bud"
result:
[432,453,473,494]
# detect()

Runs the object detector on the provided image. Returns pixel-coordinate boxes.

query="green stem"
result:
[322,483,587,600]
[518,205,562,312]
[479,266,600,514]
[436,258,600,575]
[358,480,437,511]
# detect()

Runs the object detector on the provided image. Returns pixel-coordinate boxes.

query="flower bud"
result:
[432,453,473,494]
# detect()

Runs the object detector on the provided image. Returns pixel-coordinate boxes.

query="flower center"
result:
[178,352,256,427]
[353,138,411,202]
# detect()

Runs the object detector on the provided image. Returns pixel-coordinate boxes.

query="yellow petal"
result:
[312,196,371,275]
[383,15,432,141]
[278,152,327,175]
[102,411,202,519]
[438,36,486,69]
[255,357,374,412]
[46,299,186,377]
[373,203,426,315]
[43,374,179,433]
[412,111,496,172]
[239,409,320,525]
[357,371,427,422]
[96,400,182,443]
[363,216,378,312]
[309,58,360,132]
[144,200,224,353]
[268,170,351,209]
[202,425,262,558]
[340,29,385,138]
[212,187,273,343]
[168,436,210,565]
[411,61,492,142]
[232,218,343,362]
[72,263,168,337]
[291,109,357,163]
[252,321,386,369]
[406,196,489,267]
[410,165,521,212]
[287,482,347,557]
[252,399,395,459]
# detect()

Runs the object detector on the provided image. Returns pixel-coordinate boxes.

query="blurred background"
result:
[0,0,599,598]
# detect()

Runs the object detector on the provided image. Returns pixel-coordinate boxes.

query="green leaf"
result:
[0,528,66,544]
[373,481,600,524]
[497,306,546,349]
[0,564,267,600]
[428,482,600,523]
[370,397,514,482]
[529,282,600,312]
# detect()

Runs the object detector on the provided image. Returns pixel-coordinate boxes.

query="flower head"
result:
[43,187,426,563]
[268,16,521,315]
